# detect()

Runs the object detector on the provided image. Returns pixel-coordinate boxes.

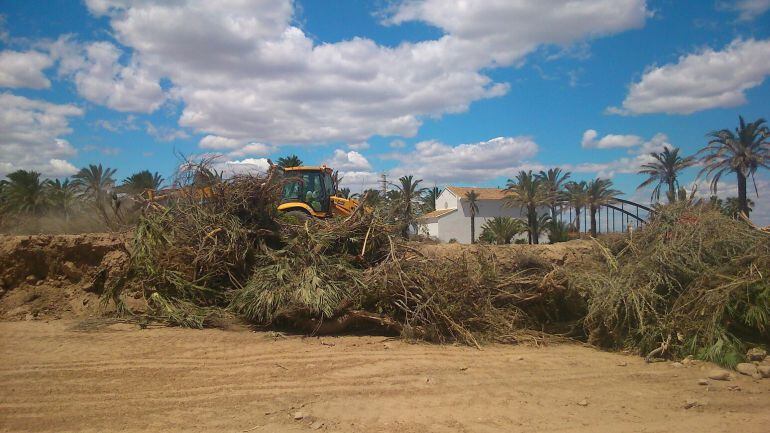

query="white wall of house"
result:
[420,189,550,244]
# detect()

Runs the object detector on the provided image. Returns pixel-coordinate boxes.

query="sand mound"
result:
[0,233,132,320]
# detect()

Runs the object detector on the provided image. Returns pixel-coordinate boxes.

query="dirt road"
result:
[1,321,768,433]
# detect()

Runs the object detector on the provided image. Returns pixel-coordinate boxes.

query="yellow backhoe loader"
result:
[274,165,359,219]
[144,164,360,220]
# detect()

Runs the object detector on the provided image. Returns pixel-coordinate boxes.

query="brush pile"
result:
[571,203,770,366]
[105,162,578,344]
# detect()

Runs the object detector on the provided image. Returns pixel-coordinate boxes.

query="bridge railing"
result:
[555,198,654,234]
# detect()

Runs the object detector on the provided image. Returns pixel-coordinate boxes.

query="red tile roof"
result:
[446,186,509,201]
[418,208,457,220]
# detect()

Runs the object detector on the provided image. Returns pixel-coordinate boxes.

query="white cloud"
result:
[77,0,646,152]
[215,157,271,176]
[337,170,381,193]
[572,132,673,178]
[389,139,406,148]
[388,136,540,184]
[226,142,274,158]
[729,0,770,21]
[145,122,189,142]
[0,50,53,89]
[199,135,241,150]
[95,115,139,132]
[612,38,770,115]
[0,93,83,177]
[348,141,370,150]
[327,149,372,171]
[54,39,165,113]
[581,129,642,149]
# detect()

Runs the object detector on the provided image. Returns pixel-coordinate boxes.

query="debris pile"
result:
[570,203,770,367]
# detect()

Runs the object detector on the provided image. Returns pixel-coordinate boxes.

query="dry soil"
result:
[1,320,768,433]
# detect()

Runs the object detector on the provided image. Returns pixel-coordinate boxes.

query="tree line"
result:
[1,116,767,239]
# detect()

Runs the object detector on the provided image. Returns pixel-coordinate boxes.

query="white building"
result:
[417,186,548,244]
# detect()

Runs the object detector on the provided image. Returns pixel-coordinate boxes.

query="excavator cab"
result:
[275,165,358,218]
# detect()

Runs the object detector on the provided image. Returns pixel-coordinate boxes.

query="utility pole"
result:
[380,172,387,196]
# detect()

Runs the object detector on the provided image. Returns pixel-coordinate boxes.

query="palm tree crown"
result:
[1,170,48,215]
[421,186,442,212]
[699,116,770,217]
[480,217,526,244]
[637,146,695,203]
[396,175,425,237]
[505,171,548,244]
[121,170,164,194]
[564,180,588,232]
[536,168,571,219]
[586,178,621,237]
[72,164,117,200]
[277,154,303,168]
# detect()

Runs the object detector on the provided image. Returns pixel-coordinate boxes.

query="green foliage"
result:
[637,146,695,203]
[547,220,570,243]
[1,170,48,215]
[121,170,164,194]
[276,154,303,168]
[699,116,770,217]
[480,217,526,245]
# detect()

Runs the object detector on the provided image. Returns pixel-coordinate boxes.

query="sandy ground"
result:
[1,321,768,433]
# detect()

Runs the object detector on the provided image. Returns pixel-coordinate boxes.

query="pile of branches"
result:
[105,161,577,345]
[570,203,770,366]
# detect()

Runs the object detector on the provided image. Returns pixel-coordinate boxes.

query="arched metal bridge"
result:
[557,198,655,234]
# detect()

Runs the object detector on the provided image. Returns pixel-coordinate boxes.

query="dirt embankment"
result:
[0,233,131,320]
[0,234,595,322]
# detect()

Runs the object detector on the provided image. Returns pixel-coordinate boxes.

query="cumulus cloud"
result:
[0,93,83,177]
[214,157,271,176]
[0,50,53,89]
[53,38,165,113]
[77,0,646,152]
[611,38,770,115]
[572,132,673,178]
[347,141,370,150]
[581,129,642,149]
[327,149,372,171]
[387,136,540,184]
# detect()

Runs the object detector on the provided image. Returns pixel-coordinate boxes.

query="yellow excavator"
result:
[144,164,359,220]
[274,165,359,219]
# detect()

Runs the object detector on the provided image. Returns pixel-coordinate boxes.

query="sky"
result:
[1,0,769,223]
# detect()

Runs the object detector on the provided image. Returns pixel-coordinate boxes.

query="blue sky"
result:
[1,0,769,222]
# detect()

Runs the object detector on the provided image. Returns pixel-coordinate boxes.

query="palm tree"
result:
[480,216,527,244]
[699,116,770,217]
[72,164,117,221]
[564,180,588,233]
[277,154,303,168]
[45,178,78,219]
[421,186,442,212]
[1,170,48,215]
[722,197,755,219]
[121,170,164,195]
[505,171,548,244]
[465,190,480,243]
[637,146,695,203]
[337,187,351,199]
[536,168,571,219]
[396,175,425,238]
[586,178,621,237]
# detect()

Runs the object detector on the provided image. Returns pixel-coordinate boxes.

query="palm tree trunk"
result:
[530,207,539,245]
[574,206,581,234]
[737,171,749,217]
[668,181,676,204]
[590,205,597,237]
